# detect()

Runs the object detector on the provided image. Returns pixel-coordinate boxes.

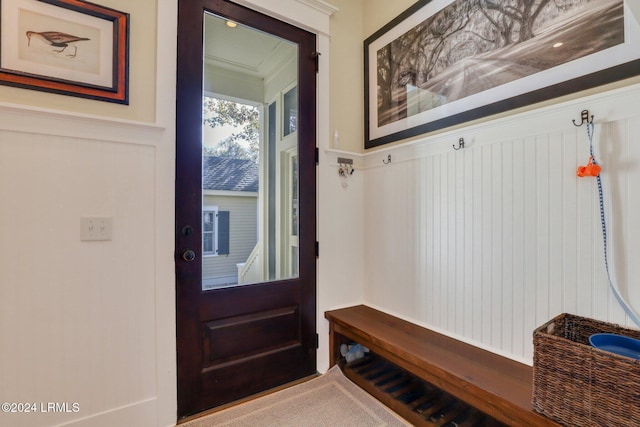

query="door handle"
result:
[182,249,196,262]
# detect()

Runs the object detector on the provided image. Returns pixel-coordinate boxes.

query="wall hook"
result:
[337,157,354,177]
[453,137,465,150]
[572,110,594,127]
[383,154,392,165]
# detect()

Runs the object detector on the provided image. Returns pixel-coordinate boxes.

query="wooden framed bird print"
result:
[0,0,129,104]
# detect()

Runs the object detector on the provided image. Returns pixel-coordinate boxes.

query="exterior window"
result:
[203,206,230,256]
[283,86,297,136]
[203,207,218,256]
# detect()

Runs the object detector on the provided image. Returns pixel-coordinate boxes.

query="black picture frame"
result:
[365,0,639,149]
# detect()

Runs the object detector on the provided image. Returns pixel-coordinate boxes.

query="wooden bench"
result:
[325,305,559,426]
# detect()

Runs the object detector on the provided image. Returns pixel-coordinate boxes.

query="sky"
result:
[203,123,237,148]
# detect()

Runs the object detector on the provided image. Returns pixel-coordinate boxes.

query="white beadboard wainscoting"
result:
[362,83,640,364]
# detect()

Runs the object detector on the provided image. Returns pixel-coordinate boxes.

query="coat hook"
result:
[382,154,392,165]
[572,110,593,127]
[337,157,354,177]
[453,137,465,150]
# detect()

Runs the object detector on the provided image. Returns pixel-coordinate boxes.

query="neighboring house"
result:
[202,156,259,289]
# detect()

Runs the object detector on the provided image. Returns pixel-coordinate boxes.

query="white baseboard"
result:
[53,397,159,427]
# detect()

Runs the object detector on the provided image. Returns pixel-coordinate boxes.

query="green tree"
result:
[203,97,259,162]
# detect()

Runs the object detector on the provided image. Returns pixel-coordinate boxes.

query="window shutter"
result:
[217,211,230,255]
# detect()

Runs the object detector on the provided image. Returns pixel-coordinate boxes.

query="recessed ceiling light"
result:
[553,42,564,48]
[226,21,238,28]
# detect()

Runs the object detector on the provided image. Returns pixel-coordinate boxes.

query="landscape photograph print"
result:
[366,0,639,148]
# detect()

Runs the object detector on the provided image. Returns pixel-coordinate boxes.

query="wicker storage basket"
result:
[533,313,640,426]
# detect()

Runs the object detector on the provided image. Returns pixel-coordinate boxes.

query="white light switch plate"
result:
[81,217,113,241]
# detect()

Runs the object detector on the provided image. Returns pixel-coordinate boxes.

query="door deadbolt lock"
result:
[182,249,196,262]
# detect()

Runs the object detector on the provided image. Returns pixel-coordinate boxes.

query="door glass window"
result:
[202,13,299,290]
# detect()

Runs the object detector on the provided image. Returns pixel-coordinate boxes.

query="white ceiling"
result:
[204,13,297,79]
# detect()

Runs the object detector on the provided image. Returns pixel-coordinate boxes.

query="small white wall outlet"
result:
[81,217,113,241]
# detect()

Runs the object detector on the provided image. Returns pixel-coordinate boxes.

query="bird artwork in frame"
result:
[26,30,91,59]
[0,0,129,104]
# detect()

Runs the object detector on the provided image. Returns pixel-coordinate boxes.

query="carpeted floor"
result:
[181,365,411,426]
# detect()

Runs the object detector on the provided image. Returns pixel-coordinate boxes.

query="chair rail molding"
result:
[361,81,640,170]
[0,102,166,145]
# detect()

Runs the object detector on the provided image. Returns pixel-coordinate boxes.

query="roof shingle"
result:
[202,156,259,192]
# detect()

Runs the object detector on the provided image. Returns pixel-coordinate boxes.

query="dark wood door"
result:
[176,0,317,419]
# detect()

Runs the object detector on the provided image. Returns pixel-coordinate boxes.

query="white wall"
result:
[361,83,640,364]
[0,0,360,425]
[326,0,640,366]
[328,0,364,154]
[0,0,176,426]
[6,1,638,426]
[326,0,640,367]
[0,113,170,427]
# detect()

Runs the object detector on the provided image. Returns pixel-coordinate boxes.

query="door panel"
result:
[202,306,300,369]
[176,0,317,419]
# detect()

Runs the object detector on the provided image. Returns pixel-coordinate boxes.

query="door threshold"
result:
[177,372,320,424]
